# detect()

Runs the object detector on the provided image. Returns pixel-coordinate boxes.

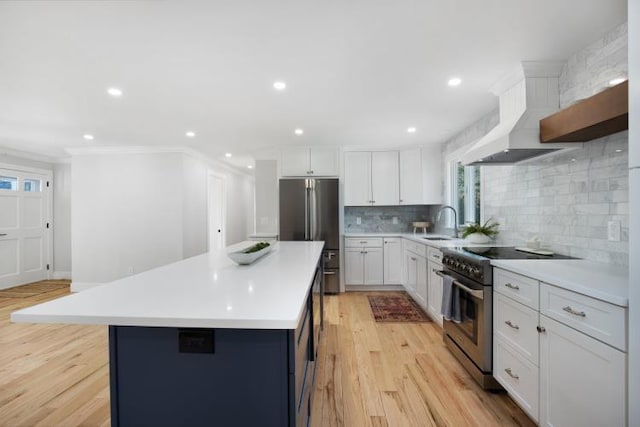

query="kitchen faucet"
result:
[436,205,458,238]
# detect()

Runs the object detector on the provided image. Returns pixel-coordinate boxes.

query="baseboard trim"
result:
[53,271,72,280]
[70,282,103,292]
[345,284,404,292]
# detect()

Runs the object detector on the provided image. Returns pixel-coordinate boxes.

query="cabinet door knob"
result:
[536,325,546,333]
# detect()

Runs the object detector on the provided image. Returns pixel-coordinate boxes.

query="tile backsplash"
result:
[344,205,441,233]
[483,132,628,265]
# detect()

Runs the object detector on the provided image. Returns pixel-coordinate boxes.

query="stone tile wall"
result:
[442,22,629,265]
[344,205,442,233]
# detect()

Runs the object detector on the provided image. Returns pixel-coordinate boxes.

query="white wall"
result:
[224,170,255,245]
[53,163,71,275]
[70,149,254,288]
[182,154,208,258]
[254,160,278,234]
[72,152,185,286]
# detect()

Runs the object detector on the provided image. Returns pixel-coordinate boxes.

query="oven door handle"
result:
[435,270,484,300]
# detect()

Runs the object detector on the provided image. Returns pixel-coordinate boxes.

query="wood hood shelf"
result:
[539,80,628,143]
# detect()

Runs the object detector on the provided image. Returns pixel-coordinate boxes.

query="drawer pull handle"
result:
[562,306,586,317]
[505,320,519,330]
[360,241,367,244]
[360,251,368,254]
[504,368,519,380]
[504,283,520,291]
[411,257,417,261]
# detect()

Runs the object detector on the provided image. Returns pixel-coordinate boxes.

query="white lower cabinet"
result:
[383,238,402,284]
[539,315,626,427]
[402,241,427,309]
[493,267,628,426]
[345,247,383,285]
[494,337,539,422]
[427,259,443,326]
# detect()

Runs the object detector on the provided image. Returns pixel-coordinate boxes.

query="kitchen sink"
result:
[422,237,451,241]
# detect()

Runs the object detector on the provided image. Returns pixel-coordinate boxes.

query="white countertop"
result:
[343,232,490,248]
[491,259,629,307]
[11,241,325,329]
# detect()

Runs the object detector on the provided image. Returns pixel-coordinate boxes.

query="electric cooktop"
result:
[460,246,577,260]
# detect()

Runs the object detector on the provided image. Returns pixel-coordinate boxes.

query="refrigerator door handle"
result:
[304,179,311,240]
[310,180,317,241]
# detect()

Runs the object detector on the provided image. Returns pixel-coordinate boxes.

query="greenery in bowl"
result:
[243,242,270,253]
[461,219,500,239]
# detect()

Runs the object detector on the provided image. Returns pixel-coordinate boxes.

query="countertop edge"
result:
[490,260,628,307]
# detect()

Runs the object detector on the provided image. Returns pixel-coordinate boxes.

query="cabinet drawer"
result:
[345,237,383,248]
[494,292,539,365]
[540,283,627,351]
[404,240,427,257]
[427,247,443,263]
[494,338,539,423]
[494,268,539,310]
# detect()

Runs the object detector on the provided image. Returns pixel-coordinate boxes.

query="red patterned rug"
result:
[368,293,431,322]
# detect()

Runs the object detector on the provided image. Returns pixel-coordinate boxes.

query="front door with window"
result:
[0,168,51,289]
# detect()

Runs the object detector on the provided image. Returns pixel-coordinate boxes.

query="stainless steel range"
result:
[437,246,575,390]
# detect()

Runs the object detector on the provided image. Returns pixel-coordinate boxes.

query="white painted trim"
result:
[53,271,72,280]
[0,162,53,175]
[70,282,103,292]
[65,145,252,176]
[341,142,444,152]
[0,146,64,164]
[345,285,404,292]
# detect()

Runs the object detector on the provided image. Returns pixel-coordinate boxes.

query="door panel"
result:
[309,147,338,176]
[311,179,339,248]
[344,152,371,206]
[345,248,364,285]
[281,147,310,176]
[22,196,43,228]
[0,239,19,277]
[0,195,19,228]
[371,152,399,205]
[23,237,43,271]
[399,149,423,204]
[279,179,308,241]
[0,168,50,289]
[363,248,383,285]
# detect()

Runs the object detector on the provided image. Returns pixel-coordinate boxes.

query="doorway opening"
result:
[207,173,226,253]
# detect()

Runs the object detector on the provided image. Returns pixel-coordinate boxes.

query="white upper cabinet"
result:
[421,146,442,204]
[344,152,372,205]
[345,147,441,206]
[344,151,399,206]
[399,148,422,205]
[371,151,399,205]
[281,146,338,177]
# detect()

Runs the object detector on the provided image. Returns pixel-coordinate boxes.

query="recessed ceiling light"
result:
[83,134,94,140]
[615,149,623,153]
[448,77,462,87]
[503,149,510,153]
[273,81,287,91]
[609,77,626,86]
[247,165,253,169]
[294,128,304,135]
[407,127,417,133]
[225,153,232,158]
[571,158,577,162]
[185,131,196,138]
[107,87,123,97]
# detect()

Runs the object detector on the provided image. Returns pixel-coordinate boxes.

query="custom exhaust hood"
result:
[461,62,581,165]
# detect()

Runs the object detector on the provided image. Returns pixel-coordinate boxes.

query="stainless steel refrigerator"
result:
[279,178,340,293]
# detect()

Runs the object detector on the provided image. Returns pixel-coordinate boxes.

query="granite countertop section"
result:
[11,241,324,329]
[491,259,628,307]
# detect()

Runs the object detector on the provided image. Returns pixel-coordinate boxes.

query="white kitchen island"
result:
[12,241,325,427]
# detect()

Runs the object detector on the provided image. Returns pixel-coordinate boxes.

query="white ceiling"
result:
[0,1,627,168]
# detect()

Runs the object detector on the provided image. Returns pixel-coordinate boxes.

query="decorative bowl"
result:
[227,243,272,265]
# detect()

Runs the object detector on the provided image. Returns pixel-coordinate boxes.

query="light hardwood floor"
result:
[0,283,534,427]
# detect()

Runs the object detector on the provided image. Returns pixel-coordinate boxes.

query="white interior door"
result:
[0,168,51,289]
[208,174,225,252]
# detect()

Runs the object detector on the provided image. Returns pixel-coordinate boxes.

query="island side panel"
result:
[109,326,290,427]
